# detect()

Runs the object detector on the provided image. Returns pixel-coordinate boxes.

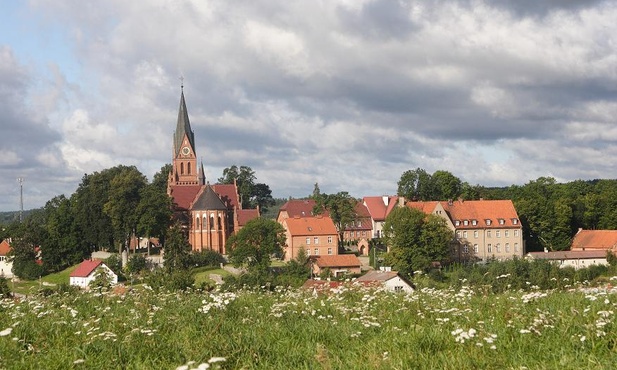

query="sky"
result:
[1,0,616,212]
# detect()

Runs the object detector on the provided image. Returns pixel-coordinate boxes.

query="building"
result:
[281,216,338,261]
[363,195,402,239]
[407,199,524,262]
[526,250,609,269]
[342,202,373,256]
[354,269,414,293]
[310,254,362,277]
[570,229,617,253]
[0,239,13,278]
[166,87,259,254]
[69,260,118,288]
[276,199,318,224]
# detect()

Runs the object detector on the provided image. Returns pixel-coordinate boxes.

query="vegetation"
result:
[226,218,286,272]
[312,188,358,249]
[218,165,275,213]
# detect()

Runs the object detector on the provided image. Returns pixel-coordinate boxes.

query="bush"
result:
[13,260,47,280]
[126,254,148,274]
[0,277,11,298]
[143,268,195,292]
[190,250,225,268]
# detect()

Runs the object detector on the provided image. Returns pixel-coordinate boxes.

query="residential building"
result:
[342,202,373,255]
[310,254,362,277]
[363,195,401,238]
[526,250,609,269]
[166,87,259,254]
[570,229,617,253]
[354,269,414,293]
[276,199,318,224]
[281,215,338,261]
[69,260,118,288]
[407,199,524,262]
[0,239,13,278]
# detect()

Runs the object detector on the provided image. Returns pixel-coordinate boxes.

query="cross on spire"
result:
[179,75,184,90]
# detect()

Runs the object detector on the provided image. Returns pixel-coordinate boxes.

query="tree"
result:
[42,195,86,273]
[136,182,173,249]
[252,183,276,214]
[382,207,452,276]
[431,170,462,201]
[163,223,192,271]
[313,192,358,248]
[397,168,433,201]
[218,165,274,211]
[226,218,285,272]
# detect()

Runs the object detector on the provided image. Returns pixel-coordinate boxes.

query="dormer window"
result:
[512,218,518,225]
[472,220,477,226]
[463,220,469,226]
[499,219,505,225]
[485,219,491,226]
[455,220,460,226]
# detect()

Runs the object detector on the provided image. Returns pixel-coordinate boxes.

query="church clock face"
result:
[182,146,190,156]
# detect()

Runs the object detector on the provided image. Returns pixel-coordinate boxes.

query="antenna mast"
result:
[17,177,24,222]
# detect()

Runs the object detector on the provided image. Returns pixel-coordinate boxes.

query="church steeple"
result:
[174,88,196,157]
[170,85,199,186]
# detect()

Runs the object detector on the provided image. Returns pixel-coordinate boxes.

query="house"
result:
[281,215,338,261]
[0,239,13,278]
[407,199,524,262]
[342,202,373,256]
[166,88,259,254]
[69,260,118,288]
[276,199,319,224]
[354,269,414,293]
[570,229,617,253]
[310,254,362,277]
[526,250,609,269]
[363,195,402,238]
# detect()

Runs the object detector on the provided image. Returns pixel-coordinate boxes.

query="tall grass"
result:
[1,281,616,369]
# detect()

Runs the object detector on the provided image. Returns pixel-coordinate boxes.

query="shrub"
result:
[190,250,225,268]
[0,277,11,298]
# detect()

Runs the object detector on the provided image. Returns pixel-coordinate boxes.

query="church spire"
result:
[198,158,206,185]
[174,85,196,156]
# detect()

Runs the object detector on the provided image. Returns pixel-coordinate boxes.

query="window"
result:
[463,245,469,254]
[463,220,469,226]
[487,230,492,238]
[456,231,461,238]
[362,231,366,237]
[314,237,319,244]
[455,220,460,226]
[487,244,492,253]
[496,230,501,238]
[328,247,333,255]
[474,230,479,238]
[328,236,333,244]
[188,162,191,175]
[394,286,403,292]
[473,244,479,254]
[496,244,501,253]
[0,256,5,262]
[505,230,509,238]
[463,231,468,239]
[514,230,519,237]
[472,220,477,226]
[506,243,510,253]
[514,243,519,252]
[306,237,311,245]
[209,215,214,230]
[499,219,505,225]
[512,218,519,225]
[314,248,319,255]
[195,217,200,229]
[306,249,311,256]
[180,162,184,174]
[486,219,492,226]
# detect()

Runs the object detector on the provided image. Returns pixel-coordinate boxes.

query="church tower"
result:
[169,87,201,186]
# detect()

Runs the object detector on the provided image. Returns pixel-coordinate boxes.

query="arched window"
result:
[180,162,184,175]
[210,214,215,230]
[218,215,223,230]
[188,162,191,175]
[203,215,207,230]
[195,216,200,229]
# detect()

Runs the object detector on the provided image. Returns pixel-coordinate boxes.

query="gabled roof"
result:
[212,184,241,210]
[279,199,318,218]
[0,240,10,256]
[527,250,609,260]
[174,90,195,156]
[311,254,361,268]
[363,196,399,221]
[70,260,104,278]
[169,185,202,210]
[571,230,617,251]
[407,201,440,214]
[192,184,228,211]
[302,279,345,290]
[355,270,400,282]
[238,209,260,227]
[441,199,519,229]
[284,216,338,236]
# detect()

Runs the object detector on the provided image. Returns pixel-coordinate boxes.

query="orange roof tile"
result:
[441,199,520,229]
[406,201,440,214]
[571,230,617,250]
[169,185,202,210]
[70,260,104,278]
[312,254,361,268]
[212,184,240,209]
[279,199,320,218]
[284,216,338,236]
[0,240,10,256]
[363,196,399,221]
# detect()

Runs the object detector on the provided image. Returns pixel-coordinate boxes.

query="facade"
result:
[310,254,362,277]
[408,199,524,262]
[342,202,373,256]
[281,216,339,261]
[69,260,118,288]
[0,239,13,278]
[355,269,414,293]
[166,88,259,254]
[363,195,402,239]
[526,250,609,269]
[570,229,617,253]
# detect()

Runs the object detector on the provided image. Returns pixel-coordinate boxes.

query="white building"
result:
[0,239,13,278]
[69,260,118,288]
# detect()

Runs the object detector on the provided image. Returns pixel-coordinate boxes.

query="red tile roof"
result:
[301,279,345,290]
[169,185,202,210]
[571,230,617,251]
[363,196,399,221]
[0,240,10,256]
[212,184,240,210]
[238,209,260,227]
[279,199,318,218]
[312,254,361,268]
[70,260,103,278]
[284,216,338,236]
[355,270,400,282]
[406,201,440,214]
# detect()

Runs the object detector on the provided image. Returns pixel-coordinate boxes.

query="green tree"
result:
[313,192,358,248]
[226,218,285,272]
[136,182,173,249]
[163,223,192,271]
[397,168,433,201]
[382,207,452,276]
[431,170,462,200]
[42,195,86,273]
[218,165,273,211]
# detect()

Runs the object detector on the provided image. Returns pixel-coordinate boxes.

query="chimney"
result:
[382,196,389,206]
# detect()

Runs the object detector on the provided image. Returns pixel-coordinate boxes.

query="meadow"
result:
[1,280,616,369]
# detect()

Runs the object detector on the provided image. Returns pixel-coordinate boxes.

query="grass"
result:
[1,281,617,369]
[192,267,232,286]
[10,265,77,295]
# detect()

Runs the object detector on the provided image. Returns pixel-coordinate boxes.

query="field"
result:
[1,280,617,369]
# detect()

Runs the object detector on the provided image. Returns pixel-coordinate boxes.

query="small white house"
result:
[355,269,414,293]
[0,239,13,278]
[70,260,118,288]
[526,250,609,270]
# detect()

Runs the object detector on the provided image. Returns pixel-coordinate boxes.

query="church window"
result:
[195,217,200,229]
[180,162,184,174]
[188,162,191,175]
[218,215,223,230]
[210,215,214,230]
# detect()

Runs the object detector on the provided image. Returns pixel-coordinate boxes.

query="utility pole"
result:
[17,177,24,222]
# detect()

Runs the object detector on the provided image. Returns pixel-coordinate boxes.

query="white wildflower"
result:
[0,328,13,337]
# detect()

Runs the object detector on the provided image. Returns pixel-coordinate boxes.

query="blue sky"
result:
[1,0,616,211]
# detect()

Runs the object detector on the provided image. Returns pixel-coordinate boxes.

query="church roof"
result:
[238,209,260,226]
[212,184,241,209]
[174,90,195,156]
[169,185,202,210]
[192,184,228,211]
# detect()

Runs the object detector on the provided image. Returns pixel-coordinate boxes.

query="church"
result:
[166,87,259,254]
